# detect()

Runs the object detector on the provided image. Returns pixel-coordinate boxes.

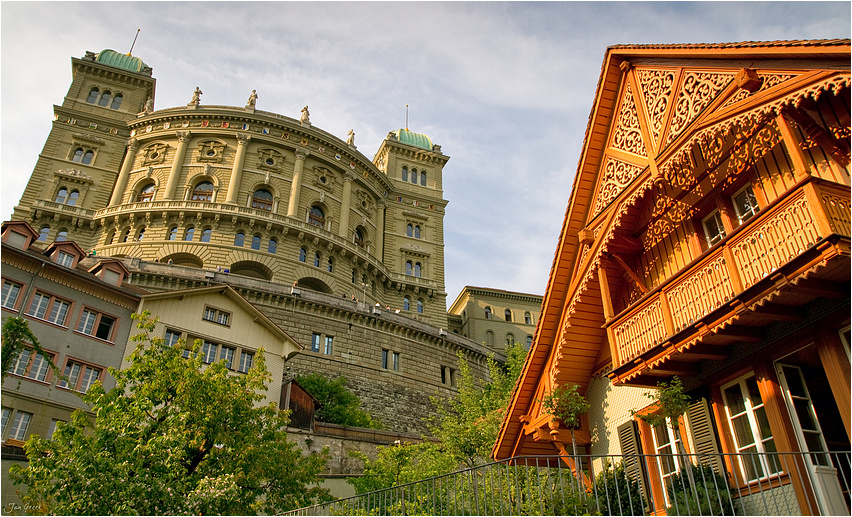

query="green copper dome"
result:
[95,49,148,73]
[391,129,433,151]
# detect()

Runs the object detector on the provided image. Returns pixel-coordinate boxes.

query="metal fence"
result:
[285,450,851,516]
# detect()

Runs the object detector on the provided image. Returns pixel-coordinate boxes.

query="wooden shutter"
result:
[686,397,723,474]
[617,419,651,509]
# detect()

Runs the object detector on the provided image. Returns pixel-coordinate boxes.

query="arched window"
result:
[234,233,245,247]
[414,263,421,277]
[120,229,129,243]
[137,184,155,202]
[184,227,195,241]
[55,230,67,242]
[110,93,123,110]
[82,151,94,165]
[72,148,85,162]
[299,248,307,262]
[308,206,325,228]
[38,226,50,242]
[252,189,273,211]
[104,230,115,245]
[137,227,146,241]
[65,190,78,206]
[420,171,427,186]
[354,228,364,248]
[168,226,178,241]
[506,334,515,346]
[525,312,532,325]
[405,261,412,275]
[485,307,492,320]
[55,187,68,204]
[417,299,423,314]
[314,252,321,267]
[268,238,277,254]
[401,166,408,182]
[505,309,512,322]
[485,331,494,347]
[411,169,418,184]
[414,226,421,239]
[98,90,112,107]
[526,335,533,348]
[403,297,410,311]
[406,224,413,237]
[327,258,334,273]
[201,228,212,242]
[351,269,357,283]
[192,181,214,202]
[86,87,99,104]
[251,235,261,250]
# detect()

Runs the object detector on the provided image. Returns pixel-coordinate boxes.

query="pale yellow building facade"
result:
[447,286,542,352]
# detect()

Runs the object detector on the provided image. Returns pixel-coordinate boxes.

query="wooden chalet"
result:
[493,40,850,515]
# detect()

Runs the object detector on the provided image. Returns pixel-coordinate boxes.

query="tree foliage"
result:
[540,382,589,430]
[2,316,58,381]
[296,373,381,429]
[633,376,690,429]
[349,343,528,496]
[10,311,330,515]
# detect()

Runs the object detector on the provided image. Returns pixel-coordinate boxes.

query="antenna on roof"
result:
[405,105,409,131]
[127,29,141,56]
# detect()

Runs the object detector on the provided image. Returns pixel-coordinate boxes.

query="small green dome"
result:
[391,129,433,151]
[95,49,148,73]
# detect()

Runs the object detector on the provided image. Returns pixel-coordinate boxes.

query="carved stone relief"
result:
[197,140,227,163]
[257,148,286,172]
[313,166,338,191]
[142,143,169,166]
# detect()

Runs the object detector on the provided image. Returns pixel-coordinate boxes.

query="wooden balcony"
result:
[609,178,850,379]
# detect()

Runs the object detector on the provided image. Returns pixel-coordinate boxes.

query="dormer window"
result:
[1,222,38,250]
[55,251,75,268]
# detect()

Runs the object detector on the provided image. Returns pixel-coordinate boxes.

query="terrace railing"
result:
[285,450,851,516]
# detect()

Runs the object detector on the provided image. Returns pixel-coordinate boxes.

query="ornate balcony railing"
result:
[33,199,98,218]
[285,450,851,516]
[609,178,851,368]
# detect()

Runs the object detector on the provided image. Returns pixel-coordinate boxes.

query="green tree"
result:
[11,311,330,515]
[540,382,590,488]
[2,317,58,381]
[296,373,381,429]
[427,342,527,468]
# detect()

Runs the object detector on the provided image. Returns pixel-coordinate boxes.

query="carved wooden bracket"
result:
[735,68,763,93]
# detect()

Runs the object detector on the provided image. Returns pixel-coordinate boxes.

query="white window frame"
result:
[2,279,22,309]
[702,209,727,247]
[721,373,782,482]
[8,411,32,441]
[732,185,760,225]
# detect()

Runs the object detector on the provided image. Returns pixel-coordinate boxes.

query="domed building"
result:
[9,48,499,433]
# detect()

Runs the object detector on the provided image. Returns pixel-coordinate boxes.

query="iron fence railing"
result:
[285,450,851,516]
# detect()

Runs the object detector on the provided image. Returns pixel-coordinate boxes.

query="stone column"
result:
[109,139,140,206]
[225,134,250,204]
[375,200,386,260]
[164,131,191,200]
[338,172,354,238]
[286,149,309,217]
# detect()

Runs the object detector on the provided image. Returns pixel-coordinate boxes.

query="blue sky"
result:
[2,2,849,305]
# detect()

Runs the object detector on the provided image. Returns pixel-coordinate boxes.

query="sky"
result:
[1,1,849,306]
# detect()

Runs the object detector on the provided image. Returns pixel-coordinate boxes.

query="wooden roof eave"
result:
[493,47,629,461]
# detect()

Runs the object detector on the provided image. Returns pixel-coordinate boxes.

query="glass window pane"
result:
[724,384,746,415]
[731,414,757,448]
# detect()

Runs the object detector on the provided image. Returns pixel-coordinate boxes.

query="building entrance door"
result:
[776,349,850,515]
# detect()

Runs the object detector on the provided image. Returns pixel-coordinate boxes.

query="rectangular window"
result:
[311,333,321,353]
[651,420,682,506]
[76,309,116,341]
[702,210,727,247]
[58,360,101,393]
[721,374,781,482]
[202,306,230,326]
[27,352,54,382]
[47,419,63,440]
[54,251,75,268]
[1,408,10,437]
[8,349,31,377]
[238,350,253,373]
[1,279,22,309]
[324,336,333,355]
[9,411,32,441]
[164,329,182,347]
[732,185,760,224]
[201,341,218,364]
[220,346,235,369]
[392,352,400,371]
[27,291,70,326]
[441,366,456,387]
[382,349,389,369]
